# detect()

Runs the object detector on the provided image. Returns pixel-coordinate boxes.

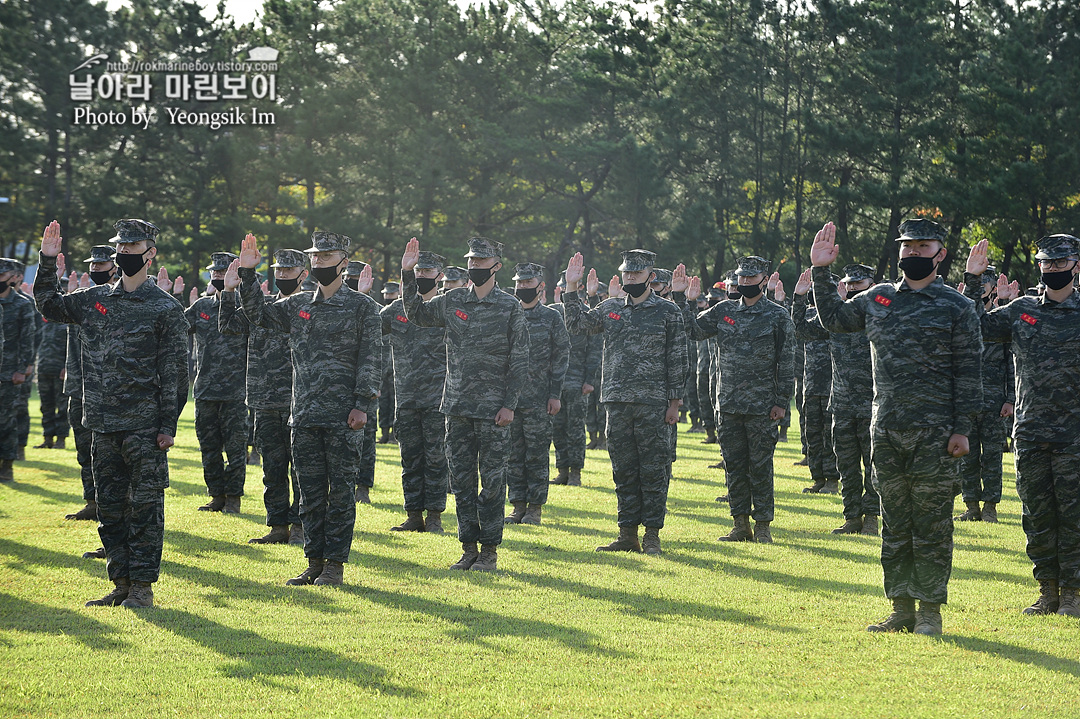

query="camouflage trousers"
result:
[803,395,838,482]
[0,381,18,460]
[91,428,168,584]
[961,410,1006,504]
[37,374,69,439]
[697,369,714,430]
[194,400,247,497]
[586,392,606,435]
[291,426,363,563]
[395,407,448,512]
[872,426,960,604]
[67,395,94,501]
[832,414,877,519]
[379,378,395,431]
[359,405,376,489]
[605,402,672,529]
[683,373,698,419]
[718,413,779,521]
[508,407,553,506]
[445,415,510,546]
[16,379,30,447]
[254,408,300,527]
[552,389,587,470]
[1015,440,1080,589]
[794,377,804,452]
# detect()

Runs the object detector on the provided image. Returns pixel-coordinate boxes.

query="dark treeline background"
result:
[2,0,1078,290]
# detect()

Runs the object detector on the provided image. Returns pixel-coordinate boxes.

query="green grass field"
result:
[1,397,1077,718]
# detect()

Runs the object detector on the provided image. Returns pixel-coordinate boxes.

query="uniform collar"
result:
[466,283,502,304]
[1039,290,1080,309]
[622,291,661,309]
[894,275,947,297]
[104,277,155,300]
[310,283,349,306]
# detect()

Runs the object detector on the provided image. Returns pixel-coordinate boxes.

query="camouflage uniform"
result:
[964,235,1080,592]
[566,250,689,532]
[15,278,41,453]
[33,220,189,586]
[220,249,305,528]
[378,282,399,437]
[814,220,982,605]
[507,264,569,507]
[696,337,715,432]
[35,315,69,443]
[682,256,795,525]
[551,297,601,474]
[382,253,449,513]
[402,238,530,549]
[343,261,379,495]
[186,252,248,500]
[239,233,380,565]
[0,264,36,463]
[791,294,839,485]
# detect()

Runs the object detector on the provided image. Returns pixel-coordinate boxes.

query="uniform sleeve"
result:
[156,305,189,438]
[679,302,718,341]
[951,303,983,438]
[775,312,796,408]
[1004,343,1016,406]
[549,313,570,401]
[401,269,447,327]
[33,252,85,326]
[791,294,829,342]
[564,291,604,335]
[584,330,602,387]
[239,267,291,333]
[503,301,530,410]
[217,291,249,337]
[666,307,690,400]
[354,299,381,414]
[379,302,395,335]
[962,272,1013,343]
[812,266,866,333]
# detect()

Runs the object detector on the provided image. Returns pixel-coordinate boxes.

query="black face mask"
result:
[1041,270,1074,291]
[898,256,937,281]
[114,250,149,277]
[276,277,301,295]
[311,263,343,287]
[89,271,114,286]
[846,289,865,301]
[515,287,539,304]
[727,292,740,301]
[468,266,496,286]
[737,283,763,299]
[623,281,648,298]
[416,277,439,295]
[211,279,225,292]
[345,277,359,291]
[0,280,8,293]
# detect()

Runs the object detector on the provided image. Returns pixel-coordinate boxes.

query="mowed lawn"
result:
[1,395,1077,719]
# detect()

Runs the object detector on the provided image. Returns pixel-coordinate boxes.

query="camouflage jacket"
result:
[681,295,795,415]
[33,253,188,436]
[0,289,35,376]
[791,296,832,398]
[519,302,570,409]
[238,267,381,428]
[18,289,43,368]
[219,291,293,411]
[402,270,530,419]
[381,297,447,411]
[35,316,68,376]
[964,276,1074,443]
[566,290,689,407]
[814,268,981,436]
[697,338,712,374]
[63,325,82,397]
[551,302,602,392]
[185,295,248,402]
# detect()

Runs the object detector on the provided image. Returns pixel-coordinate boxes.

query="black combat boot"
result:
[391,510,426,532]
[314,560,344,586]
[197,495,226,512]
[289,523,305,545]
[702,427,716,444]
[867,598,916,633]
[1022,580,1059,615]
[249,525,290,544]
[65,500,98,521]
[596,526,642,553]
[354,485,371,504]
[718,515,753,542]
[285,558,325,585]
[34,436,53,449]
[831,517,863,535]
[551,467,569,485]
[802,478,826,494]
[955,501,982,521]
[642,527,662,556]
[85,578,130,607]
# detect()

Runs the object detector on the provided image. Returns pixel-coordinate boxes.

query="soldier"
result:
[955,264,1015,525]
[564,250,689,555]
[400,236,530,571]
[504,263,569,526]
[64,246,117,520]
[233,231,381,586]
[550,272,601,487]
[382,251,450,533]
[36,219,188,608]
[186,252,248,514]
[0,258,36,482]
[811,219,981,635]
[378,282,400,444]
[343,261,369,292]
[680,257,795,545]
[965,236,1080,616]
[441,266,469,291]
[220,249,310,545]
[8,260,41,461]
[34,267,69,450]
[344,261,379,505]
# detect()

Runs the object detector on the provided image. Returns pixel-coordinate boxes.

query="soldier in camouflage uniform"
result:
[401,236,530,571]
[0,258,36,482]
[564,250,689,556]
[550,272,601,487]
[9,260,41,462]
[377,282,399,444]
[381,251,450,534]
[504,263,569,526]
[441,266,469,291]
[220,249,308,545]
[234,231,381,586]
[791,276,840,495]
[186,252,249,514]
[680,257,795,545]
[812,219,981,635]
[965,235,1080,616]
[34,281,69,449]
[344,260,369,292]
[650,268,685,468]
[956,264,1015,525]
[36,219,189,609]
[344,260,379,504]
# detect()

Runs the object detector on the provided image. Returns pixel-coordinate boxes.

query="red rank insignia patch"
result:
[723,315,735,326]
[94,302,107,315]
[455,310,468,321]
[608,312,621,320]
[1020,313,1037,325]
[396,315,408,323]
[874,294,892,307]
[199,312,211,320]
[298,310,311,320]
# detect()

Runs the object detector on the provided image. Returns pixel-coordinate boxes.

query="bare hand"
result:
[347,409,368,430]
[810,222,839,267]
[582,383,594,396]
[686,276,702,301]
[547,398,562,416]
[224,259,241,291]
[357,264,373,294]
[494,407,514,427]
[67,271,78,293]
[948,434,970,458]
[769,405,786,421]
[156,266,172,293]
[12,372,26,385]
[671,264,690,294]
[767,271,780,293]
[553,286,562,304]
[794,267,812,296]
[1000,402,1014,418]
[402,237,420,271]
[608,276,623,298]
[586,268,599,296]
[40,220,62,257]
[665,401,680,425]
[260,280,270,295]
[956,282,966,295]
[837,281,848,301]
[173,275,185,296]
[565,252,584,290]
[966,239,989,276]
[79,273,90,289]
[188,286,199,305]
[56,253,66,278]
[157,434,174,450]
[239,233,261,269]
[773,278,786,303]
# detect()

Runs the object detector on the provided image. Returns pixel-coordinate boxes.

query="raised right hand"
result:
[239,233,261,269]
[565,252,584,290]
[41,220,62,257]
[966,239,989,276]
[809,222,839,267]
[402,237,419,271]
[224,258,241,291]
[794,267,812,296]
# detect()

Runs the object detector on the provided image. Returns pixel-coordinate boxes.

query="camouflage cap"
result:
[896,218,947,243]
[707,286,725,299]
[7,258,25,274]
[512,263,545,282]
[0,258,15,274]
[270,249,307,268]
[204,251,239,271]
[735,256,770,277]
[381,282,401,295]
[109,218,160,244]
[651,268,673,285]
[416,251,446,271]
[463,236,503,259]
[344,260,368,277]
[1034,234,1080,261]
[442,266,468,283]
[84,245,116,263]
[840,263,875,283]
[979,264,998,285]
[304,231,351,254]
[618,249,656,273]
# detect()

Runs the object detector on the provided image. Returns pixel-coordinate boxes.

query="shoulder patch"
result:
[455,309,469,321]
[607,311,622,321]
[94,302,107,316]
[1020,312,1037,326]
[395,314,408,324]
[199,311,211,321]
[298,310,311,320]
[874,294,892,307]
[723,315,735,326]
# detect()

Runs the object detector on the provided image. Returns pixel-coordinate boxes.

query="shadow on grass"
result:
[0,592,127,651]
[135,607,423,696]
[2,477,82,505]
[942,635,1080,677]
